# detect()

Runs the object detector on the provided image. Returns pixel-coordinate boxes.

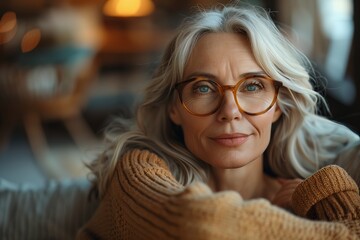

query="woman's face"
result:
[170,32,282,169]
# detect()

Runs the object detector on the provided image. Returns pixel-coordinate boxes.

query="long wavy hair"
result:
[90,3,359,197]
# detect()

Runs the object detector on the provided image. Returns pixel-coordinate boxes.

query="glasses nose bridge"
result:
[221,84,238,98]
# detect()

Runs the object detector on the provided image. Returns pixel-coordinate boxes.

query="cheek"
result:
[180,116,211,152]
[248,110,276,143]
[181,118,205,141]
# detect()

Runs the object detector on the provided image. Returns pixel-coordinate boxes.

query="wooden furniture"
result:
[0,47,99,178]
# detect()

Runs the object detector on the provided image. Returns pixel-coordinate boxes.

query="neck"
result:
[208,156,280,200]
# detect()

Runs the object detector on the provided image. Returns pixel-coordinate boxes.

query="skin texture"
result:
[272,178,303,211]
[170,32,288,200]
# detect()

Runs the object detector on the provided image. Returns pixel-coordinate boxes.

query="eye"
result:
[241,80,264,93]
[241,80,264,92]
[198,85,210,93]
[245,84,260,92]
[192,80,216,94]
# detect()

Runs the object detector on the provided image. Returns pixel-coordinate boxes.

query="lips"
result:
[210,133,250,147]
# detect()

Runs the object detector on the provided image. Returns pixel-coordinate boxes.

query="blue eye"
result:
[192,80,216,95]
[240,79,265,93]
[198,86,210,93]
[245,84,259,92]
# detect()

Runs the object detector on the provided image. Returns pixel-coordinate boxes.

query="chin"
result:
[209,160,252,169]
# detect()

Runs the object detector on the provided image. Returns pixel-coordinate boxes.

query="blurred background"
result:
[0,0,359,185]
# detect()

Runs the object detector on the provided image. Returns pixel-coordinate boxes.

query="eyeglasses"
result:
[175,74,282,116]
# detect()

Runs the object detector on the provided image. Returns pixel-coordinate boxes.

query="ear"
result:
[272,104,282,123]
[169,103,182,125]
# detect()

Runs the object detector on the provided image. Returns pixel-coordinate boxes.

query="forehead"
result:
[184,32,259,77]
[191,32,252,57]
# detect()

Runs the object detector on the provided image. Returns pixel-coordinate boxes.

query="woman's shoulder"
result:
[115,148,181,190]
[118,148,171,171]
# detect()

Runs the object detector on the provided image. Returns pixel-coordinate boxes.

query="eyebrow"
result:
[184,71,267,81]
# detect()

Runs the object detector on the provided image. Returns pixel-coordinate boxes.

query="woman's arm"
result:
[292,165,360,236]
[77,150,359,239]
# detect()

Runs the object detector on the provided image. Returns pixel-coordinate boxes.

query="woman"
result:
[77,3,360,239]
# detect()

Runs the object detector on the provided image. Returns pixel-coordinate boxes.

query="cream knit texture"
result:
[77,149,360,239]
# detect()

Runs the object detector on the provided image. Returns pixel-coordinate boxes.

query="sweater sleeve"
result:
[77,150,359,240]
[292,165,360,237]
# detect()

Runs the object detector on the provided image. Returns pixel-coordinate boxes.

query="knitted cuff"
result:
[292,165,360,220]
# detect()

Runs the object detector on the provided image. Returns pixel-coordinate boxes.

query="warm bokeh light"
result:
[0,11,17,33]
[0,11,17,44]
[21,28,41,53]
[103,0,154,17]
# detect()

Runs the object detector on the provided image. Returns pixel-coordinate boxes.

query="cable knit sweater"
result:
[77,149,360,239]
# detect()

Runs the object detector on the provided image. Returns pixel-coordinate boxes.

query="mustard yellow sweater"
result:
[77,149,360,239]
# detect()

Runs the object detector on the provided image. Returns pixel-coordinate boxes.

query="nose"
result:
[216,90,242,122]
